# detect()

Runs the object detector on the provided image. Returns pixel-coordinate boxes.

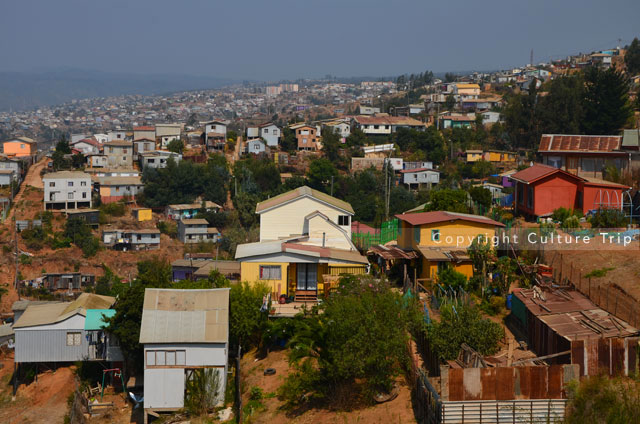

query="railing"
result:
[352,218,398,250]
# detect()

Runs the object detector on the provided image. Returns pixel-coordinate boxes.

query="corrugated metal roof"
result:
[368,245,418,260]
[139,288,229,344]
[235,238,368,264]
[0,324,14,338]
[539,134,622,153]
[13,294,115,328]
[509,164,581,184]
[255,186,354,214]
[395,211,504,227]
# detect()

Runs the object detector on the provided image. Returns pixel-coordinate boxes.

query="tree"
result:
[565,375,640,424]
[445,72,457,83]
[503,83,539,149]
[389,186,416,216]
[582,66,633,134]
[186,113,198,127]
[64,217,99,257]
[320,127,341,162]
[437,267,468,291]
[280,276,420,407]
[425,189,468,213]
[229,282,270,352]
[444,93,456,111]
[536,74,584,134]
[469,186,492,209]
[306,158,338,192]
[427,304,504,360]
[52,136,71,170]
[280,127,298,152]
[625,38,640,75]
[166,138,184,154]
[493,256,516,296]
[471,160,496,179]
[106,283,146,371]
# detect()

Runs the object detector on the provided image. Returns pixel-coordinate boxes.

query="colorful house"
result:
[3,137,37,157]
[235,186,368,301]
[396,211,504,279]
[510,164,630,218]
[538,134,627,179]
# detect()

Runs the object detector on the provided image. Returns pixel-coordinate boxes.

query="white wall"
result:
[259,197,352,243]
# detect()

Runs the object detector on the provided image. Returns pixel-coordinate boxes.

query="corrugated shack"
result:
[13,293,121,363]
[511,287,639,376]
[140,288,230,418]
[43,272,95,290]
[171,259,240,282]
[66,209,100,228]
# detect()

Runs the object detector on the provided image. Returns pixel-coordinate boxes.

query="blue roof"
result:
[84,309,116,330]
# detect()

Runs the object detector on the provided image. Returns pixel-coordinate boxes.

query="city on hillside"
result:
[1,2,640,423]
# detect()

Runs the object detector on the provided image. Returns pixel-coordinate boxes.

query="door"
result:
[567,157,578,175]
[296,264,318,291]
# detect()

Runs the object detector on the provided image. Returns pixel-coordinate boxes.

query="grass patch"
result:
[585,267,615,278]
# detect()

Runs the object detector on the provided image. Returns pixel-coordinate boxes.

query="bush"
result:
[437,267,468,291]
[157,221,177,238]
[562,215,580,229]
[19,254,32,265]
[480,296,505,316]
[551,207,572,222]
[589,208,627,228]
[427,304,504,361]
[100,202,126,217]
[565,375,640,424]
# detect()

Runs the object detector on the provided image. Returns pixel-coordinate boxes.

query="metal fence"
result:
[440,399,567,423]
[352,218,398,250]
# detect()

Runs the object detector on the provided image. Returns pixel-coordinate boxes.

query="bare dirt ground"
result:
[0,352,75,424]
[240,349,416,424]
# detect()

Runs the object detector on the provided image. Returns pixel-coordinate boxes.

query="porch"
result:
[285,263,366,302]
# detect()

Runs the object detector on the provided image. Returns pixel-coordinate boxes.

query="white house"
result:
[325,121,351,139]
[140,288,229,418]
[204,120,227,150]
[107,130,127,141]
[43,171,92,210]
[400,168,440,190]
[246,138,266,154]
[70,138,100,155]
[480,111,502,125]
[259,123,280,147]
[139,150,182,169]
[13,293,122,364]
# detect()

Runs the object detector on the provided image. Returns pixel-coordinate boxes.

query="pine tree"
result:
[582,67,633,134]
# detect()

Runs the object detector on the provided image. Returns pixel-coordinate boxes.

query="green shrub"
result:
[565,375,640,424]
[100,202,126,217]
[437,267,468,291]
[480,296,505,316]
[589,209,627,228]
[584,267,615,278]
[156,221,177,238]
[562,215,581,229]
[19,254,32,265]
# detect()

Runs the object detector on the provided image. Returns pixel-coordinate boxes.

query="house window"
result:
[49,182,55,187]
[414,227,421,244]
[20,144,25,148]
[123,149,128,154]
[517,184,524,205]
[68,181,74,187]
[264,129,268,134]
[527,186,534,209]
[109,147,114,153]
[80,181,87,186]
[431,229,440,242]
[260,265,282,280]
[68,193,73,199]
[66,332,82,346]
[338,215,350,226]
[82,192,87,199]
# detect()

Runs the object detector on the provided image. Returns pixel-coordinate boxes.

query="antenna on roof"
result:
[530,49,534,66]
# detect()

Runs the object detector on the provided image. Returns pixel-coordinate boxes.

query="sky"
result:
[1,0,639,81]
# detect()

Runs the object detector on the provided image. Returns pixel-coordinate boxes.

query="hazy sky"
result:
[1,0,638,80]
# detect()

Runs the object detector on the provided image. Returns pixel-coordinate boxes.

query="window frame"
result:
[259,265,282,280]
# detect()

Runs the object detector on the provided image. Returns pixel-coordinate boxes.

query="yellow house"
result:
[396,211,504,280]
[466,150,483,162]
[236,186,368,301]
[132,207,152,221]
[483,150,517,164]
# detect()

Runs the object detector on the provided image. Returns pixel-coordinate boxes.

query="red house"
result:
[510,164,629,218]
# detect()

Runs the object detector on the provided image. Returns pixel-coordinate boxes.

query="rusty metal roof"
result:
[367,245,418,260]
[539,134,622,153]
[538,309,638,340]
[140,288,229,344]
[513,288,595,316]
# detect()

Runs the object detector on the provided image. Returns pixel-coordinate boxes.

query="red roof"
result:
[351,221,377,234]
[72,138,100,148]
[539,134,622,153]
[395,211,504,227]
[510,163,582,184]
[134,126,155,131]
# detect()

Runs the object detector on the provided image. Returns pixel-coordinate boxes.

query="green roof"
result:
[84,309,116,330]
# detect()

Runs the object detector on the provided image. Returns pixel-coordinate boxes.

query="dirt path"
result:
[5,157,47,222]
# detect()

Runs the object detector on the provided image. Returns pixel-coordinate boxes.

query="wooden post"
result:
[589,277,591,299]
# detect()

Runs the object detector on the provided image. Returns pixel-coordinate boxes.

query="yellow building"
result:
[396,211,504,280]
[466,150,483,162]
[236,186,368,301]
[132,207,152,221]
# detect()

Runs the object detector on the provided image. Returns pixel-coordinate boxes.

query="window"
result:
[123,156,127,161]
[338,215,350,226]
[82,192,87,199]
[527,186,534,209]
[68,181,74,187]
[68,193,73,199]
[109,147,114,153]
[517,184,524,205]
[66,332,81,346]
[264,129,268,134]
[260,265,282,280]
[20,144,25,148]
[431,229,440,242]
[123,149,128,154]
[80,181,87,186]
[49,182,55,187]
[414,227,421,244]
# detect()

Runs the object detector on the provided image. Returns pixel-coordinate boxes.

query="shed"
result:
[140,288,230,416]
[132,207,152,222]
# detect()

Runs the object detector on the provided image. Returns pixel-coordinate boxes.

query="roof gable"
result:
[510,164,584,184]
[255,186,354,215]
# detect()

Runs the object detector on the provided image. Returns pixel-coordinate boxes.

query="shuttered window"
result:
[66,332,81,346]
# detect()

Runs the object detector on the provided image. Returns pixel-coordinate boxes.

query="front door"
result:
[296,264,318,291]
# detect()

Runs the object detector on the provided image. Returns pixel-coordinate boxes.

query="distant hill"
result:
[0,69,236,111]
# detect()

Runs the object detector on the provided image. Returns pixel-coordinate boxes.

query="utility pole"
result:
[12,179,19,297]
